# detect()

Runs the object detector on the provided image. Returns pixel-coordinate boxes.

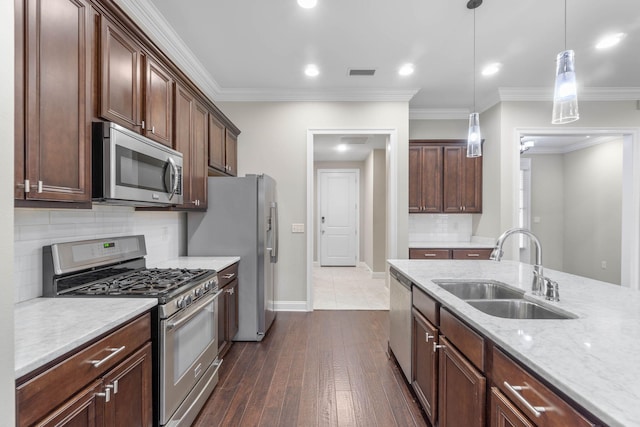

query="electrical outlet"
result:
[601,261,607,269]
[292,223,305,233]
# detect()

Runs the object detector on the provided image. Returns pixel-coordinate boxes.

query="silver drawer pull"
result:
[433,343,445,353]
[222,273,236,280]
[89,346,126,368]
[96,387,111,403]
[503,381,548,417]
[467,253,480,257]
[425,333,434,343]
[424,254,437,257]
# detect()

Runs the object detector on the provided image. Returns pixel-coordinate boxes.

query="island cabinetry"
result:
[491,348,596,427]
[412,288,486,427]
[208,114,239,176]
[409,248,492,260]
[490,387,535,427]
[409,140,482,213]
[217,262,239,357]
[16,313,152,427]
[15,0,93,205]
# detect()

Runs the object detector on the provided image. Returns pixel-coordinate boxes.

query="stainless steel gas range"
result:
[43,235,222,427]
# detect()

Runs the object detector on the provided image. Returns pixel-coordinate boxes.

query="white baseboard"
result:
[274,301,309,312]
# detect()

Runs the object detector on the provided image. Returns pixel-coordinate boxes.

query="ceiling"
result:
[129,0,640,115]
[521,134,620,154]
[314,134,387,162]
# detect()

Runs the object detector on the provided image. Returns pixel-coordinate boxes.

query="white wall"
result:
[371,149,387,272]
[219,101,409,305]
[14,206,186,302]
[1,0,15,420]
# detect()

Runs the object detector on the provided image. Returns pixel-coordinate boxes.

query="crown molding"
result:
[113,0,223,101]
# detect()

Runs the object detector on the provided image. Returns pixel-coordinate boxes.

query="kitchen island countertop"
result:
[388,259,640,427]
[15,297,157,379]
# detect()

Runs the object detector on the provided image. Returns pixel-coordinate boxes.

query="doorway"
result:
[306,128,399,311]
[317,169,359,266]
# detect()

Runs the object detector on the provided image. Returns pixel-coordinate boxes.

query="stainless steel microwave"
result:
[92,122,183,206]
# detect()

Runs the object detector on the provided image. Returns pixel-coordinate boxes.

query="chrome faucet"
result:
[489,227,559,301]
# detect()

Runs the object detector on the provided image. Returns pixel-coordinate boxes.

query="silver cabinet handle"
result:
[89,346,126,368]
[467,253,480,257]
[222,273,235,280]
[225,287,235,295]
[141,120,145,130]
[424,253,437,257]
[433,343,445,353]
[96,386,111,403]
[503,381,547,417]
[37,180,43,193]
[151,126,155,134]
[425,333,434,342]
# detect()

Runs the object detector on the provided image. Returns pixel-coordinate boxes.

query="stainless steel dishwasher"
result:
[389,267,412,382]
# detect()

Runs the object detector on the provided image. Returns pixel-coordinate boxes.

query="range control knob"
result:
[203,280,211,291]
[194,287,203,298]
[176,297,186,309]
[184,294,193,307]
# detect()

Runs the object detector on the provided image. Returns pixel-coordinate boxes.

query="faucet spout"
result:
[490,228,546,296]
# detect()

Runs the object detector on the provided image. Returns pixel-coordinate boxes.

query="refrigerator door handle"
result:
[270,202,278,262]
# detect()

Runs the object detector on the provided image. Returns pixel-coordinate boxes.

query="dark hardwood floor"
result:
[194,311,428,427]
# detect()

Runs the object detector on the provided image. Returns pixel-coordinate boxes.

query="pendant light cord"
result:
[564,0,567,50]
[473,8,476,112]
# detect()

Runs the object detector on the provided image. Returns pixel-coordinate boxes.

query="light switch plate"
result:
[292,223,305,233]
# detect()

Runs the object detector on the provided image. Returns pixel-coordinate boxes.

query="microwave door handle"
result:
[167,157,179,200]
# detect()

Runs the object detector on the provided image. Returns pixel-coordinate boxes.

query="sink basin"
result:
[466,300,576,320]
[434,280,525,300]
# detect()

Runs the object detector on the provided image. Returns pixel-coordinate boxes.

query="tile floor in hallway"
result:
[313,264,389,310]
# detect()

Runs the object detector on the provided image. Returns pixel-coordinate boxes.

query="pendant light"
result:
[467,0,482,158]
[552,0,579,124]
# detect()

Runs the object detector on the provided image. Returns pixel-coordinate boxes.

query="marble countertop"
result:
[151,256,240,271]
[15,298,157,379]
[387,259,640,427]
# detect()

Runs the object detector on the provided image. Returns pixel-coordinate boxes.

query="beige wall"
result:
[219,101,409,304]
[409,119,468,139]
[563,139,623,284]
[372,149,387,272]
[1,0,15,420]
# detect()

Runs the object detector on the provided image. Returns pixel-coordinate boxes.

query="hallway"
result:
[312,265,389,310]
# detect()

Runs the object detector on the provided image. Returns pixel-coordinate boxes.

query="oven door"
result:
[160,290,221,425]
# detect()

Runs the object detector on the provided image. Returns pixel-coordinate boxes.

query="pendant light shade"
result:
[467,112,482,157]
[552,50,579,124]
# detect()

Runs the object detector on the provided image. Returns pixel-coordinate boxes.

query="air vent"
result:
[348,68,376,77]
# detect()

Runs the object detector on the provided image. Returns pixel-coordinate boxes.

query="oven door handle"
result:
[166,290,223,331]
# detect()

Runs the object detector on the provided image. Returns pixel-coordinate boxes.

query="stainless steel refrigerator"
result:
[187,174,278,341]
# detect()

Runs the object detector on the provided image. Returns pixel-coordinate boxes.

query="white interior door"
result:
[319,170,358,266]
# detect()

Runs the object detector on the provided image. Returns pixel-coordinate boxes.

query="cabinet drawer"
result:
[412,286,439,326]
[439,308,484,371]
[218,262,238,287]
[409,249,451,259]
[451,249,493,260]
[492,348,596,427]
[16,313,151,427]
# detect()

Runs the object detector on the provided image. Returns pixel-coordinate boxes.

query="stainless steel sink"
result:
[434,280,525,300]
[466,300,576,320]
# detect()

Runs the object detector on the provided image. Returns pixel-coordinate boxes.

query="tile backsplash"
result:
[408,214,473,243]
[14,205,186,303]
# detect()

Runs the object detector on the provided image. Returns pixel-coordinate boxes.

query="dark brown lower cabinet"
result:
[412,308,438,425]
[217,263,239,358]
[490,387,535,427]
[437,336,486,427]
[35,380,102,427]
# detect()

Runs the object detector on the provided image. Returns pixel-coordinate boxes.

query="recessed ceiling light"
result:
[481,63,501,76]
[596,33,626,49]
[398,63,414,76]
[336,144,348,152]
[305,64,319,77]
[297,0,317,9]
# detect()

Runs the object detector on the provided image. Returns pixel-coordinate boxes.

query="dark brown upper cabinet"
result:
[15,0,93,205]
[144,57,174,147]
[409,140,482,214]
[208,114,238,176]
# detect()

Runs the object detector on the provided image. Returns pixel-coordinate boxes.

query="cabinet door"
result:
[22,0,92,202]
[408,146,423,213]
[102,343,152,427]
[208,114,226,172]
[174,84,193,208]
[438,336,486,427]
[490,387,534,427]
[412,309,438,425]
[145,57,173,147]
[421,146,443,212]
[226,278,239,341]
[461,152,482,213]
[35,380,102,427]
[225,129,238,176]
[192,100,209,209]
[100,15,142,131]
[442,146,464,213]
